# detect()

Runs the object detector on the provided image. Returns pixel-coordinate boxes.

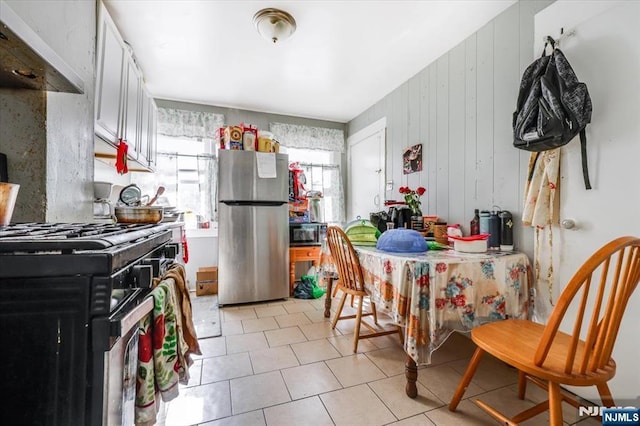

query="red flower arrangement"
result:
[399,186,426,216]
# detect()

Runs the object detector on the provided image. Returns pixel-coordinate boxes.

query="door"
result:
[123,58,141,160]
[218,203,289,305]
[535,0,640,403]
[0,277,90,424]
[218,150,288,202]
[347,118,386,220]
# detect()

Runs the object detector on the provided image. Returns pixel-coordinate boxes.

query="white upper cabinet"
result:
[95,1,156,172]
[147,98,158,170]
[95,2,124,144]
[122,54,141,160]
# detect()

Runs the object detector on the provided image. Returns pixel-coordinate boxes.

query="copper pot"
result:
[114,206,163,224]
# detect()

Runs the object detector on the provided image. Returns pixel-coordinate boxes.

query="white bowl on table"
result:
[450,234,489,253]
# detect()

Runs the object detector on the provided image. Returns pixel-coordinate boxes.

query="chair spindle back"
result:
[534,237,640,375]
[326,226,366,293]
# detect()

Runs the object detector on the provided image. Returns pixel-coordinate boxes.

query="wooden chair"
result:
[449,236,640,425]
[325,226,403,353]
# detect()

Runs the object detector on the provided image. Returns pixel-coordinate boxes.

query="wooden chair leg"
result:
[548,382,563,426]
[371,300,379,324]
[449,347,485,411]
[597,383,615,407]
[517,370,527,399]
[352,295,364,353]
[331,292,348,330]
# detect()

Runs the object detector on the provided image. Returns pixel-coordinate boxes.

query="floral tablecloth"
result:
[356,247,531,365]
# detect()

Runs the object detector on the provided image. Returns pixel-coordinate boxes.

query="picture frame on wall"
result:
[403,144,422,174]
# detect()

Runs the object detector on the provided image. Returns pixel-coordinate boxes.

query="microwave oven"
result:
[289,223,327,246]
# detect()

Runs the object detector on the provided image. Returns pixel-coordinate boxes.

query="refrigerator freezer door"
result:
[218,150,289,202]
[218,203,290,305]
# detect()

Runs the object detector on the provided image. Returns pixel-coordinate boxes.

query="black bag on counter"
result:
[370,211,390,234]
[513,37,592,189]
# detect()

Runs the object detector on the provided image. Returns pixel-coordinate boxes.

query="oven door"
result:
[102,296,154,426]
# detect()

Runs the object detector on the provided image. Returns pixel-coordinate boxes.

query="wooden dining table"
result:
[323,246,531,398]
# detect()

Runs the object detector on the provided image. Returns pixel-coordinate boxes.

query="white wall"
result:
[184,227,219,290]
[0,0,95,222]
[347,0,555,261]
[347,0,639,406]
[536,0,640,404]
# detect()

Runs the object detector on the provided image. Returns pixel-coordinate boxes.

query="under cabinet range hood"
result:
[0,0,83,94]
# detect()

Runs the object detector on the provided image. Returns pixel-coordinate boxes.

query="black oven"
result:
[289,222,327,246]
[0,222,178,425]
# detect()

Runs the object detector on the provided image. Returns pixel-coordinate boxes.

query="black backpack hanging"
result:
[513,37,593,189]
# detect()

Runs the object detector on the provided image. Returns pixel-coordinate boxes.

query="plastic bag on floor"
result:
[293,275,326,299]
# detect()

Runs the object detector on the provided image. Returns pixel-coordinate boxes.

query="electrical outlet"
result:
[386,181,393,191]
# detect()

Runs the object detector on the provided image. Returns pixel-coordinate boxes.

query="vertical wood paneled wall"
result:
[346,0,553,258]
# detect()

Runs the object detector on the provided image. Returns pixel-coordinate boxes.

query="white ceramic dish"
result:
[451,236,487,253]
[453,238,487,253]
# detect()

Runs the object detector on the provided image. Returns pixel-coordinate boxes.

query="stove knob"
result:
[132,265,153,288]
[164,244,178,260]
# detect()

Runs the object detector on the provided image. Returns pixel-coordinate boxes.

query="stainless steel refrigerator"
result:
[217,150,290,305]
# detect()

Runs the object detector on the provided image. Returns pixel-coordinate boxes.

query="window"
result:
[285,147,344,224]
[132,135,216,227]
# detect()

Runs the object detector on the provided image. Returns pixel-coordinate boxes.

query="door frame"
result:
[346,117,387,220]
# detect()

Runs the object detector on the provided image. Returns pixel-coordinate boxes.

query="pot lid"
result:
[119,184,142,206]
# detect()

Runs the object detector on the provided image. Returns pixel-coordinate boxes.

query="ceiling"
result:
[104,1,516,124]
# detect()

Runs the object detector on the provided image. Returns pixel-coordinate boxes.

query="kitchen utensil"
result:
[0,183,20,226]
[119,184,142,206]
[93,181,112,200]
[93,200,112,217]
[114,206,163,224]
[146,186,165,206]
[449,234,490,253]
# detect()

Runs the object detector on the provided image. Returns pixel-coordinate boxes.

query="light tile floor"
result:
[156,292,602,426]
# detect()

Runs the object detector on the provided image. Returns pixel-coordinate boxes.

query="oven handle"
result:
[112,296,154,338]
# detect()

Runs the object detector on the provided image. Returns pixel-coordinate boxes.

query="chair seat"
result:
[472,319,616,387]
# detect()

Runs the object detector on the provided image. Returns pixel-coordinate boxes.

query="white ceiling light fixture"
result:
[253,8,297,44]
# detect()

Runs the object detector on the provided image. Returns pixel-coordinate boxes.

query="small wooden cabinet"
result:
[289,246,322,296]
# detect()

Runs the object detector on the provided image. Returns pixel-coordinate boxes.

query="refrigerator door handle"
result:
[222,201,287,207]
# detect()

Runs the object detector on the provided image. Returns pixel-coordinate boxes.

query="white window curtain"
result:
[157,108,224,139]
[134,108,224,225]
[271,122,346,223]
[269,122,345,152]
[297,163,345,224]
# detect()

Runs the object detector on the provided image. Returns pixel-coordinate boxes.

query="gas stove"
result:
[0,222,179,424]
[0,222,172,278]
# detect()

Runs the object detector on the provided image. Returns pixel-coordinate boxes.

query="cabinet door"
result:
[95,4,125,143]
[122,57,141,159]
[148,98,158,171]
[138,88,150,166]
